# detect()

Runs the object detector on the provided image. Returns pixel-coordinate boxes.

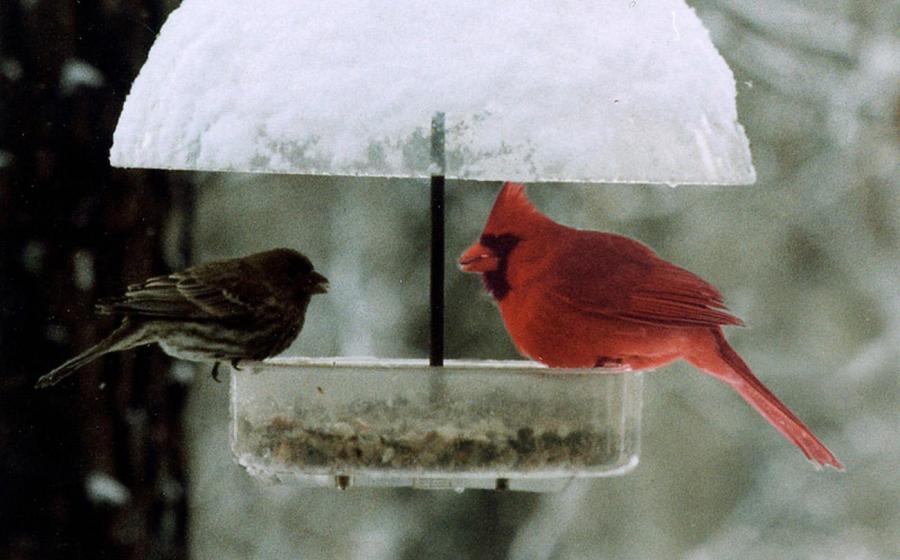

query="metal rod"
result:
[430,175,445,366]
[430,113,446,367]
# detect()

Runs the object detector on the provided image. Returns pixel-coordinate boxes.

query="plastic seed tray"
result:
[230,358,642,492]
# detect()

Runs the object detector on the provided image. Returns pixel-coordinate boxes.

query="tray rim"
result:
[233,356,643,378]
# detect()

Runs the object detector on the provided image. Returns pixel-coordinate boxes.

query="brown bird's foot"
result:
[211,362,222,383]
[231,359,242,371]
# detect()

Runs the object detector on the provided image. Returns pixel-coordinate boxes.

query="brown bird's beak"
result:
[310,272,329,294]
[459,242,499,273]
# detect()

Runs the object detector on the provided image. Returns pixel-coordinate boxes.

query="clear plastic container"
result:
[230,358,642,492]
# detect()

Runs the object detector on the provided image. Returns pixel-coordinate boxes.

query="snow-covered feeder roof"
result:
[110,0,755,185]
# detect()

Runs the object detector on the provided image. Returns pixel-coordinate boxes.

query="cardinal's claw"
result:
[211,362,222,383]
[593,356,632,372]
[593,356,623,368]
[231,359,242,371]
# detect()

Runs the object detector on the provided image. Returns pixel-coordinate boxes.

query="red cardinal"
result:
[460,182,842,470]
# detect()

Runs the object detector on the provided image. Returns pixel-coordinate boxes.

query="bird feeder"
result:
[111,0,755,491]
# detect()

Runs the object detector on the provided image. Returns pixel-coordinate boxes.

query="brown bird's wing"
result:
[549,231,743,328]
[176,257,280,318]
[97,258,275,320]
[96,274,204,319]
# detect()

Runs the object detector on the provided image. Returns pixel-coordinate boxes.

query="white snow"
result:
[45,324,69,344]
[169,361,196,384]
[72,250,95,291]
[60,58,105,95]
[22,240,45,272]
[0,58,23,82]
[111,0,755,185]
[86,471,131,506]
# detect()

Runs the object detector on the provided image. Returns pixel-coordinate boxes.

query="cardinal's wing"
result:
[96,258,273,320]
[549,232,743,328]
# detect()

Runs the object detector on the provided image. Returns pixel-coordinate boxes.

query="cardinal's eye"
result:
[480,234,520,256]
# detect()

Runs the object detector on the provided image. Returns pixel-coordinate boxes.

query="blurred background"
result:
[1,1,897,559]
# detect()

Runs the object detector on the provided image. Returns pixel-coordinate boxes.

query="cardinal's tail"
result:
[35,320,149,388]
[687,329,844,471]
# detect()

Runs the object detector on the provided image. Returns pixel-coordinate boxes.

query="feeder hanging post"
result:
[430,112,446,367]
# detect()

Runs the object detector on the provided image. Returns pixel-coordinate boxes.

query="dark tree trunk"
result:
[0,2,190,559]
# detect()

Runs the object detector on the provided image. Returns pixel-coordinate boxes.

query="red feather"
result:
[460,182,842,471]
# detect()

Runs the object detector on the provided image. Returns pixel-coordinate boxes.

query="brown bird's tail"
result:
[35,320,149,388]
[687,328,844,471]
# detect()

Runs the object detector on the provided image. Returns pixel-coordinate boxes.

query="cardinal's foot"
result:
[211,362,222,383]
[594,356,622,368]
[231,359,242,371]
[593,356,632,372]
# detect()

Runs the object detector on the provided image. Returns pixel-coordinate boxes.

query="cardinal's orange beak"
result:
[459,242,499,272]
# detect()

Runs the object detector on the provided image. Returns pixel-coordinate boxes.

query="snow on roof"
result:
[110,0,755,185]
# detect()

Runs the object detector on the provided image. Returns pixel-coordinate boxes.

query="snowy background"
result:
[184,1,898,558]
[1,1,897,559]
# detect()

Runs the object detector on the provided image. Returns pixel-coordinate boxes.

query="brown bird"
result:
[35,248,328,388]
